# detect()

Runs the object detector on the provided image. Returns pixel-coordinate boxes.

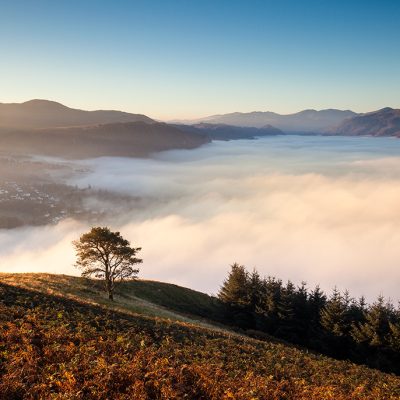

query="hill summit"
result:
[0,99,154,129]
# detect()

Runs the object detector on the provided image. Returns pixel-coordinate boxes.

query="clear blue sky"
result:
[0,0,399,119]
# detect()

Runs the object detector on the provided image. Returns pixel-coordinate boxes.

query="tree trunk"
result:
[106,277,114,301]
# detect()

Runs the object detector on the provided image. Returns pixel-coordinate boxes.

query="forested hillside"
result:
[217,264,400,375]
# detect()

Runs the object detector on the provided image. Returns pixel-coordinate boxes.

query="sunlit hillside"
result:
[0,273,224,328]
[1,274,399,399]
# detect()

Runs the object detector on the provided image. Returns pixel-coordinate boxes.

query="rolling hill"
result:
[0,273,399,399]
[0,99,154,129]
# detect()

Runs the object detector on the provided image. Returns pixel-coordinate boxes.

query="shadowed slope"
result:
[0,121,210,158]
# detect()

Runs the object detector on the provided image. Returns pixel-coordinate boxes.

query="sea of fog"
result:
[1,135,400,302]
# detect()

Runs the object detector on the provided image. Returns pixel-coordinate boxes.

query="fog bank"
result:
[1,136,400,302]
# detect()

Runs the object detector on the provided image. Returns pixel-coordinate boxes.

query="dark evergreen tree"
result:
[259,276,283,332]
[320,288,348,337]
[218,263,249,306]
[218,263,253,328]
[351,296,393,347]
[349,296,367,325]
[291,281,311,343]
[309,285,327,328]
[388,320,400,352]
[275,281,296,340]
[248,268,263,312]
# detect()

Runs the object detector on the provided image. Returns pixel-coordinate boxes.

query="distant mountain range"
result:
[174,109,358,133]
[174,107,400,137]
[329,107,400,137]
[1,100,400,159]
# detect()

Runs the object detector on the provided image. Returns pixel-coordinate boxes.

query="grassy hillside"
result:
[0,273,224,328]
[1,274,399,399]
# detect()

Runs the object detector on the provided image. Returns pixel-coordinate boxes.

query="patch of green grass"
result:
[120,279,225,319]
[0,273,225,329]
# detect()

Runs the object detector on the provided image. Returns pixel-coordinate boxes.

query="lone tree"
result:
[73,227,142,300]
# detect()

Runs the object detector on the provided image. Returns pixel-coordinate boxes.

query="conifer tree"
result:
[347,295,366,326]
[277,281,295,321]
[275,281,296,339]
[352,296,393,347]
[260,276,283,327]
[320,288,348,336]
[309,285,327,327]
[291,281,311,342]
[248,268,263,312]
[388,321,400,352]
[218,263,249,306]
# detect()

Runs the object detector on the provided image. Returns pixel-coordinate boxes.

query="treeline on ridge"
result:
[217,263,400,375]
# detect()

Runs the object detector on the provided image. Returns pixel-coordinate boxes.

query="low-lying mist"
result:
[1,136,400,302]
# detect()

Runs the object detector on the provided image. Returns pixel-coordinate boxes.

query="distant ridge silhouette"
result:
[0,99,154,129]
[173,109,357,132]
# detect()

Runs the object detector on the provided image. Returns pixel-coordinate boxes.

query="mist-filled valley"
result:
[3,2,400,397]
[1,135,399,302]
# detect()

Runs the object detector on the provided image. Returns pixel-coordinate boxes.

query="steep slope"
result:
[0,121,210,158]
[174,122,283,140]
[178,109,357,132]
[330,107,400,136]
[1,275,399,399]
[0,99,154,129]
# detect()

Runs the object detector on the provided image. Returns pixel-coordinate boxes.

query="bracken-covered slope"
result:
[0,274,399,399]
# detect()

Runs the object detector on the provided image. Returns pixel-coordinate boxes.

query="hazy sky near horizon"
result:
[0,0,399,119]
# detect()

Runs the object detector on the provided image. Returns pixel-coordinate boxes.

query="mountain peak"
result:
[377,107,394,113]
[21,99,69,110]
